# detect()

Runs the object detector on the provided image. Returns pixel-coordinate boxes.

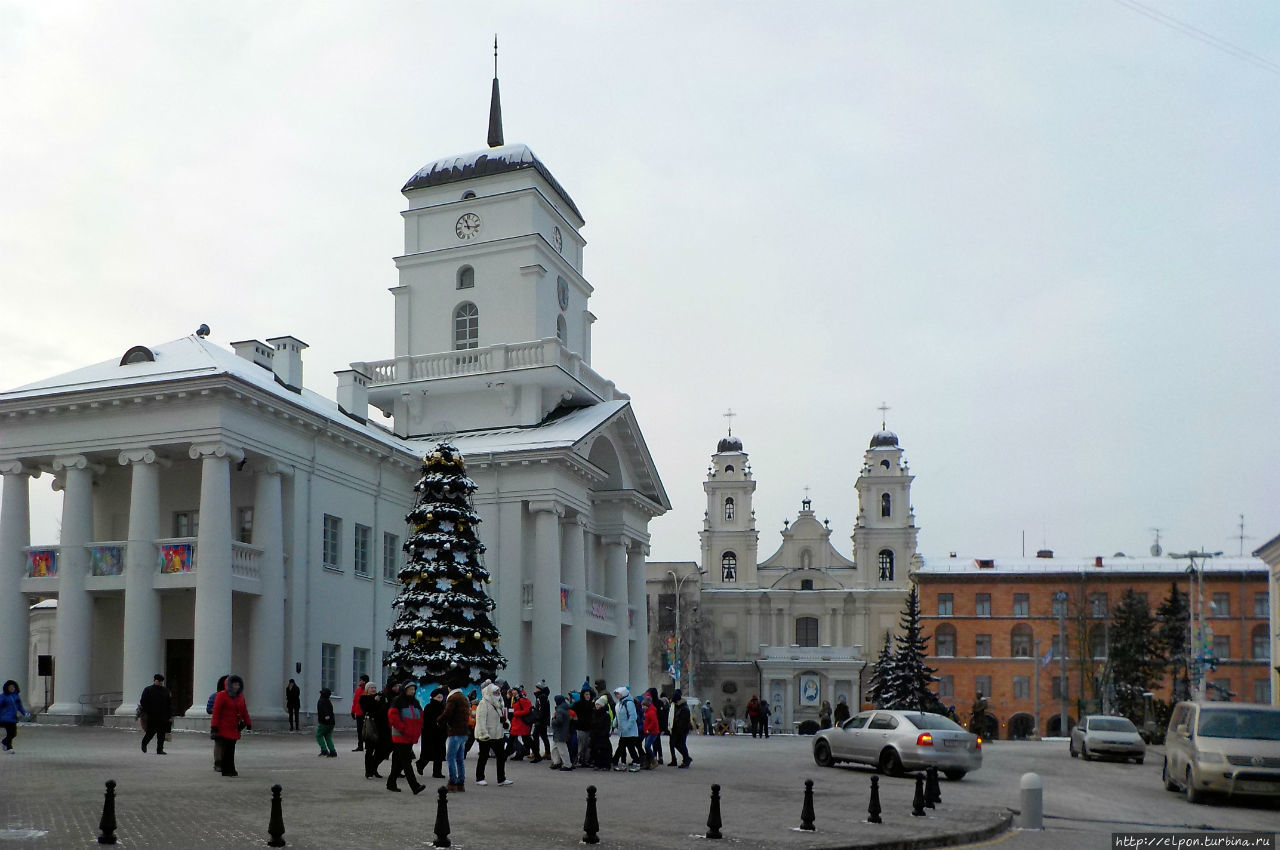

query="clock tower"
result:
[354,66,621,437]
[699,431,760,588]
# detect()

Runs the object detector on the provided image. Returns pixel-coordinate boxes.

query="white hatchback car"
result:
[1069,715,1146,764]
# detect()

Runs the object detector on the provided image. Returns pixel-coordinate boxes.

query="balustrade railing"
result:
[584,592,617,622]
[231,542,263,580]
[521,581,534,609]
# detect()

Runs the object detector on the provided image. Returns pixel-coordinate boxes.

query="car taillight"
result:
[916,733,933,747]
[975,737,983,750]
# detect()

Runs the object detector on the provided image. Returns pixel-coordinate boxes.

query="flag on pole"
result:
[1040,646,1054,668]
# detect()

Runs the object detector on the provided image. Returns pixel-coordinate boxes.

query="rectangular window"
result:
[657,593,675,631]
[1090,629,1107,659]
[938,675,954,698]
[935,629,955,657]
[795,617,819,647]
[1212,592,1230,618]
[975,593,991,617]
[937,593,953,616]
[174,510,200,538]
[383,532,400,582]
[1089,593,1108,619]
[1012,594,1029,618]
[1212,635,1230,661]
[352,647,370,692]
[236,507,254,544]
[1051,676,1067,700]
[1050,634,1064,658]
[322,514,341,570]
[320,643,339,694]
[1256,592,1270,618]
[1256,679,1272,704]
[354,524,372,577]
[1011,630,1032,657]
[1052,594,1068,617]
[1013,676,1030,700]
[974,675,992,698]
[1254,630,1270,660]
[975,634,992,657]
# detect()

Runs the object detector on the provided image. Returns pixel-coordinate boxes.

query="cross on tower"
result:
[723,408,736,436]
[878,402,890,430]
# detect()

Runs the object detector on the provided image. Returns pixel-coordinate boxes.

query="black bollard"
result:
[706,784,723,840]
[582,785,600,845]
[267,784,286,847]
[911,775,927,817]
[432,787,452,848]
[97,779,118,845]
[800,779,815,831]
[867,775,883,824]
[925,766,941,808]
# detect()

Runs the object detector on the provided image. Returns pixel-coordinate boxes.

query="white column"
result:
[493,499,526,686]
[0,462,37,690]
[562,514,588,689]
[115,449,165,716]
[529,501,564,697]
[626,542,649,692]
[248,461,289,721]
[603,536,629,688]
[47,455,102,718]
[186,441,242,717]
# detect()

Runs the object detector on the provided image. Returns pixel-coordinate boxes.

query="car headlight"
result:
[1193,751,1224,764]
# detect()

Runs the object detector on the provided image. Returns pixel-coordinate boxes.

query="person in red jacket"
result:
[351,674,369,752]
[641,693,661,769]
[506,686,534,760]
[210,674,251,777]
[386,681,425,794]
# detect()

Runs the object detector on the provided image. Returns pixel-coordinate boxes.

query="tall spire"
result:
[487,35,504,148]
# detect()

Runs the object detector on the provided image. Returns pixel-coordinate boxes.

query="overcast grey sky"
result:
[2,2,1276,563]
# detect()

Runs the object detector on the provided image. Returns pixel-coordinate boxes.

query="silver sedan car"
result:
[812,709,983,780]
[1069,714,1146,764]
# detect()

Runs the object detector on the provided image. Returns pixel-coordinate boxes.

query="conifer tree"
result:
[386,442,506,689]
[1155,582,1190,701]
[865,631,896,708]
[1108,588,1162,724]
[887,585,942,713]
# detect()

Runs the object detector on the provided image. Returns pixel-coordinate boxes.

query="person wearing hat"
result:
[589,694,613,770]
[530,680,551,763]
[611,686,642,772]
[415,686,447,779]
[473,681,513,786]
[386,681,425,794]
[669,689,693,768]
[210,674,251,777]
[315,687,337,758]
[138,674,172,755]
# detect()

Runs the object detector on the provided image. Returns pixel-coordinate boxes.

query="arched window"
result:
[453,303,478,350]
[880,493,891,518]
[457,266,475,289]
[721,551,737,583]
[877,549,894,581]
[1253,623,1270,660]
[724,465,734,473]
[556,314,567,343]
[1011,624,1033,657]
[724,497,735,522]
[795,616,819,647]
[461,190,476,199]
[935,624,956,657]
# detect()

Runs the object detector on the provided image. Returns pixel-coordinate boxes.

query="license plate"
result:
[943,739,965,749]
[1238,781,1278,793]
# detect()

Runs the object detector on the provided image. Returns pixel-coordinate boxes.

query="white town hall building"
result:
[0,85,668,725]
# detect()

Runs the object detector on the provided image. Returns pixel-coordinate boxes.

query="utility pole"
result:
[1033,638,1041,739]
[1054,591,1069,735]
[1170,550,1221,702]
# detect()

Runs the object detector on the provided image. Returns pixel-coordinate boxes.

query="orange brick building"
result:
[913,553,1270,739]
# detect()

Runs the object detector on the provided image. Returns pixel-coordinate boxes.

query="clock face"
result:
[455,212,481,240]
[557,278,569,311]
[553,226,564,253]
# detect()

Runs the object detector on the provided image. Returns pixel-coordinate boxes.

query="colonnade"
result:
[0,443,289,722]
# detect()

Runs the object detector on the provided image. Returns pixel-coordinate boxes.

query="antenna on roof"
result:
[487,35,504,148]
[1149,527,1162,557]
[1232,514,1252,557]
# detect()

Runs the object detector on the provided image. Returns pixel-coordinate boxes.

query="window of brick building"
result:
[975,593,991,617]
[938,593,953,616]
[1011,624,1033,657]
[974,675,992,698]
[1013,677,1030,699]
[938,675,954,698]
[1255,592,1270,618]
[975,634,992,657]
[1253,624,1270,660]
[1013,594,1029,617]
[1212,592,1230,618]
[935,624,956,657]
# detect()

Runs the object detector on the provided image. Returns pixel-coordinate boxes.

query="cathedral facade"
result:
[0,83,666,724]
[648,428,918,731]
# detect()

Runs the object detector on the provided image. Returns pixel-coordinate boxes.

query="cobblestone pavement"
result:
[0,725,1009,849]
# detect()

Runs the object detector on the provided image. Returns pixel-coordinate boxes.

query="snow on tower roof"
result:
[401,143,584,221]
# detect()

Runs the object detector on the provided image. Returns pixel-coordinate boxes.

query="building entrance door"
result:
[165,639,194,715]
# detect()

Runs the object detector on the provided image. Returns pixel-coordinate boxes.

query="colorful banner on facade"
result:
[90,545,124,576]
[26,549,57,578]
[799,674,820,706]
[159,544,195,574]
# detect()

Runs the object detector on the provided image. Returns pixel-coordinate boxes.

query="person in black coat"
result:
[530,682,551,762]
[284,679,301,731]
[360,683,393,779]
[669,689,693,768]
[415,687,447,779]
[572,689,595,767]
[138,674,172,755]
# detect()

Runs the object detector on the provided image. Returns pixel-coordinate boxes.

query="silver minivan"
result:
[1162,701,1280,803]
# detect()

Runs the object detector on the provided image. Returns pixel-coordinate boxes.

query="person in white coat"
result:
[473,682,512,786]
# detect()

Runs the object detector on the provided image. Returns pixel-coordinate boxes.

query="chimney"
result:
[229,339,274,371]
[1036,549,1054,559]
[1094,556,1104,568]
[266,336,308,393]
[335,369,370,423]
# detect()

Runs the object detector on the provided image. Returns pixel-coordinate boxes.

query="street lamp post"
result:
[667,570,698,696]
[1053,591,1069,735]
[1170,550,1221,702]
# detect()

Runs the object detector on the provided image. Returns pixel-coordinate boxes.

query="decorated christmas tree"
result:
[386,442,506,689]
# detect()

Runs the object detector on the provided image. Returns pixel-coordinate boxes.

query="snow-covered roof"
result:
[408,401,627,455]
[401,143,583,221]
[0,335,408,451]
[916,554,1266,576]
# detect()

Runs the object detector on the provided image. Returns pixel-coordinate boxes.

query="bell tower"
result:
[852,413,917,589]
[699,425,760,588]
